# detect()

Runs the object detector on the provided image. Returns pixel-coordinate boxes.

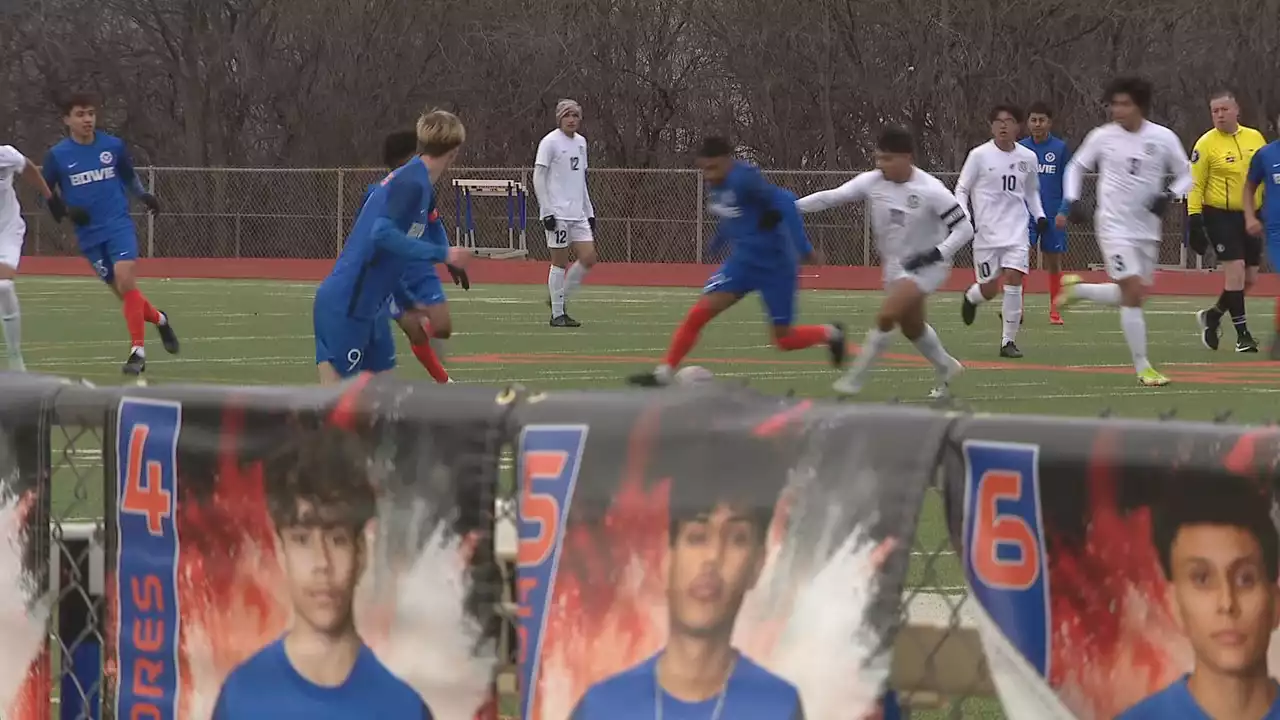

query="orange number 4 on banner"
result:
[970,470,1040,590]
[121,425,173,537]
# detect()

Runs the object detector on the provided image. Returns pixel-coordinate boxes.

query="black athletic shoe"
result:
[550,314,581,328]
[827,322,848,368]
[1196,308,1221,350]
[1000,341,1023,359]
[156,311,180,354]
[627,370,670,387]
[1269,334,1280,360]
[1236,333,1260,353]
[122,348,146,377]
[962,295,977,326]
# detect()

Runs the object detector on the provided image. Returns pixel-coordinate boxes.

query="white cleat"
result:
[929,357,965,400]
[832,372,864,397]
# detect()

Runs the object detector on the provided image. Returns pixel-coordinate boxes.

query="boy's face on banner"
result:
[668,503,766,639]
[1170,524,1280,675]
[278,499,367,636]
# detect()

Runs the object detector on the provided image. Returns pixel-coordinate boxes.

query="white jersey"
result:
[1064,120,1192,243]
[955,140,1045,248]
[796,167,970,264]
[0,145,28,236]
[534,129,594,221]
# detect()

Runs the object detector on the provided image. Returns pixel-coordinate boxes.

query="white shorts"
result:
[884,260,951,295]
[0,228,23,271]
[1100,239,1158,286]
[973,244,1029,283]
[545,218,593,249]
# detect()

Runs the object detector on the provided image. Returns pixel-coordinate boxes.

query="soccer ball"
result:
[674,365,715,384]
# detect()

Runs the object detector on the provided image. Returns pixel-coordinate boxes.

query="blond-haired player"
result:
[535,99,597,327]
[312,109,472,385]
[0,144,61,371]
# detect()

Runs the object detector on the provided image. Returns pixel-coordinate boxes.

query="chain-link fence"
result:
[16,167,1198,273]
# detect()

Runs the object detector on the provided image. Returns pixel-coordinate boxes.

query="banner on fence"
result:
[946,417,1280,720]
[108,380,504,720]
[515,386,942,720]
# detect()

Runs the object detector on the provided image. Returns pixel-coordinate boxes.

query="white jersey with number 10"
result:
[954,140,1045,249]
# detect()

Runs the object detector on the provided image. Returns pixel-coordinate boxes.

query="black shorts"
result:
[1203,207,1262,266]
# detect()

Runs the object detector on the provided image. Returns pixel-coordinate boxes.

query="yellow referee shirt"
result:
[1188,125,1267,213]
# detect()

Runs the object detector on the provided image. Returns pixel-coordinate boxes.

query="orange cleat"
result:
[1049,310,1064,326]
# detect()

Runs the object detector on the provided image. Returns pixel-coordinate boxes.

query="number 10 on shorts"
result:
[961,439,1052,677]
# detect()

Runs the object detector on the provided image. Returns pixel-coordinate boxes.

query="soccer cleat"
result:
[627,365,672,388]
[1196,309,1221,351]
[928,356,965,400]
[122,348,146,377]
[1270,335,1280,360]
[1236,333,1259,353]
[156,311,180,354]
[832,372,864,397]
[1055,274,1083,311]
[1049,311,1064,326]
[961,295,978,326]
[826,322,848,368]
[550,314,581,328]
[1137,367,1170,387]
[999,341,1023,359]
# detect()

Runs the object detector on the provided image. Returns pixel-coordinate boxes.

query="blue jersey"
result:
[41,132,144,248]
[1019,134,1070,209]
[212,638,432,719]
[1247,140,1280,233]
[1117,675,1280,719]
[570,652,804,720]
[316,157,449,320]
[705,161,793,270]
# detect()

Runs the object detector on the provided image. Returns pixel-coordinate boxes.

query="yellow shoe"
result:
[1138,367,1170,387]
[1055,274,1083,311]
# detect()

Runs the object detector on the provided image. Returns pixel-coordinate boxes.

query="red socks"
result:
[775,325,829,351]
[411,320,450,383]
[1048,272,1062,311]
[121,289,160,347]
[664,299,717,368]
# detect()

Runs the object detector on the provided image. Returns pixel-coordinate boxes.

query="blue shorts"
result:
[82,229,139,285]
[389,266,446,320]
[703,261,796,326]
[313,301,396,379]
[1029,221,1067,254]
[1267,234,1280,273]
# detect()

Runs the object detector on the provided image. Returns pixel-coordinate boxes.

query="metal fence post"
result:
[147,167,156,258]
[336,169,345,257]
[863,197,872,267]
[695,171,704,263]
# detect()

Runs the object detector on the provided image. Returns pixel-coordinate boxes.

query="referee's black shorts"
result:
[1203,206,1262,266]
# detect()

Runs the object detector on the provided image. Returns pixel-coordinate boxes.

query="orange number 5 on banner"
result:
[970,470,1039,590]
[121,425,173,537]
[519,451,566,568]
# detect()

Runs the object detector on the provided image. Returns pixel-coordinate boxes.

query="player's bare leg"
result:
[317,362,343,385]
[998,268,1025,358]
[1057,274,1168,386]
[547,245,581,327]
[1044,250,1065,325]
[898,299,964,400]
[628,291,739,386]
[398,305,453,384]
[836,278,960,396]
[0,263,23,371]
[111,260,179,377]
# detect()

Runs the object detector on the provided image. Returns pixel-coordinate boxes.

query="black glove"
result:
[542,215,556,231]
[139,192,162,215]
[47,194,67,222]
[446,264,470,290]
[68,206,91,226]
[759,208,782,230]
[1188,213,1210,256]
[903,247,943,272]
[587,216,596,231]
[1147,190,1174,217]
[1035,216,1050,239]
[1066,200,1089,225]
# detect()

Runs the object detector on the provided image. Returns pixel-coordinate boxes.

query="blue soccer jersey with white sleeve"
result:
[42,132,145,249]
[211,639,432,719]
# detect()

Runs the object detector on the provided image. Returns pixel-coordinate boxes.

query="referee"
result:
[1189,90,1268,353]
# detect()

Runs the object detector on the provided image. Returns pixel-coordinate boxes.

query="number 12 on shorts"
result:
[961,439,1052,677]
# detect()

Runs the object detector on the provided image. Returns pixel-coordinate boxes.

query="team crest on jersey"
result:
[1225,155,1236,163]
[1143,142,1157,156]
[99,151,113,165]
[1044,152,1056,162]
[1017,161,1029,172]
[906,194,920,209]
[1190,150,1200,163]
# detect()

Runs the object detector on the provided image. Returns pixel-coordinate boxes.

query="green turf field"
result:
[19,276,1280,719]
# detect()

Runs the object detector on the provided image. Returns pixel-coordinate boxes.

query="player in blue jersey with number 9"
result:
[1242,107,1280,360]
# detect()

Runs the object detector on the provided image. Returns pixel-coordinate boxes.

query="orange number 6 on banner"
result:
[121,425,173,537]
[970,470,1040,590]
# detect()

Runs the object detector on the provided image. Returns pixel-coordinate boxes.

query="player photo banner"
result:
[107,378,510,720]
[942,415,1280,720]
[514,385,945,720]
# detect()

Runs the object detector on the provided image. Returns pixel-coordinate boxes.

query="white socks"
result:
[0,280,22,371]
[565,261,589,302]
[1074,282,1122,305]
[911,324,955,375]
[1119,306,1151,373]
[965,283,986,305]
[548,265,567,316]
[843,328,893,384]
[1001,285,1023,345]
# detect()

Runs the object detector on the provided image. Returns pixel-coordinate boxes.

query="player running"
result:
[312,109,471,385]
[1021,101,1072,325]
[41,92,178,378]
[1055,77,1193,387]
[536,99,598,328]
[0,144,63,371]
[373,130,469,384]
[955,104,1047,359]
[627,136,844,387]
[798,127,972,398]
[1241,107,1280,360]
